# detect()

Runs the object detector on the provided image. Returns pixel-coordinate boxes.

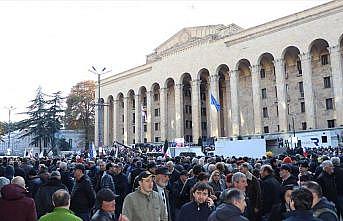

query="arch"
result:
[257,52,275,65]
[308,38,330,53]
[139,86,147,95]
[197,68,210,80]
[180,72,192,85]
[127,89,135,97]
[151,82,160,91]
[235,59,251,70]
[116,92,124,100]
[216,64,230,80]
[281,45,301,59]
[339,33,343,46]
[165,78,175,89]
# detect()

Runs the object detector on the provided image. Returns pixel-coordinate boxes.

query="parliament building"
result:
[96,1,343,147]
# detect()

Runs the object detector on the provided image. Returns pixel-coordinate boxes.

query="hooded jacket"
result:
[208,203,249,221]
[0,184,37,221]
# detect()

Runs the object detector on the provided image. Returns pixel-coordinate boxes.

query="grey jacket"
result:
[122,189,168,221]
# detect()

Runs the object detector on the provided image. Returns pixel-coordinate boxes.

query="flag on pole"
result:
[210,94,221,111]
[89,142,97,159]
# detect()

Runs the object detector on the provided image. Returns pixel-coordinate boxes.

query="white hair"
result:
[331,157,340,167]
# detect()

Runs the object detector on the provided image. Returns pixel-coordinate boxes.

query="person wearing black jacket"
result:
[259,164,282,219]
[34,171,68,218]
[91,188,128,221]
[59,162,74,192]
[317,160,337,205]
[70,164,96,221]
[208,188,249,221]
[180,164,202,205]
[112,163,129,218]
[280,164,298,187]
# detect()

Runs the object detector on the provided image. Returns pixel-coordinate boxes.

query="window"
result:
[326,98,333,110]
[263,107,268,118]
[299,82,304,97]
[324,76,331,88]
[260,68,266,78]
[277,125,280,132]
[302,122,307,130]
[143,97,147,106]
[154,93,159,101]
[201,122,207,130]
[275,86,278,98]
[132,113,135,123]
[287,104,290,114]
[154,123,159,131]
[132,100,135,109]
[261,88,267,99]
[201,107,206,116]
[327,119,335,128]
[68,139,72,148]
[276,105,279,117]
[154,137,160,142]
[122,128,124,134]
[322,136,328,143]
[297,59,302,75]
[133,126,135,133]
[300,102,305,113]
[144,138,147,143]
[185,120,189,129]
[122,115,124,122]
[201,93,206,101]
[144,124,147,132]
[321,54,329,65]
[263,126,269,133]
[133,139,135,144]
[121,102,124,108]
[154,108,160,117]
[285,84,289,96]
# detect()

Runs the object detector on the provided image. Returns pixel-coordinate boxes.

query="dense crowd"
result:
[0,146,342,221]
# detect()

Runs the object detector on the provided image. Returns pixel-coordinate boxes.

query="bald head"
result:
[11,176,25,188]
[52,189,70,208]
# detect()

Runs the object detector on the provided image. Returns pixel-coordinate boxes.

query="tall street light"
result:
[4,106,16,155]
[88,66,111,150]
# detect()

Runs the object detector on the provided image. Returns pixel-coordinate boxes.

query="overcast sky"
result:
[0,0,330,122]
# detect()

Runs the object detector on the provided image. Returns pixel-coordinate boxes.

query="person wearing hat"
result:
[35,170,69,218]
[279,164,298,187]
[70,163,96,221]
[153,167,172,221]
[91,188,128,221]
[122,171,167,221]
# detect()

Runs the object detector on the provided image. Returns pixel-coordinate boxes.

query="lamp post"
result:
[290,113,297,148]
[4,106,16,155]
[88,66,111,150]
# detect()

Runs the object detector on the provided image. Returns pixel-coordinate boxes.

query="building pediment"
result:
[146,24,243,63]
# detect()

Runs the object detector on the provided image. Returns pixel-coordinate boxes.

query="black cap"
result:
[137,171,154,182]
[74,163,85,173]
[147,162,157,170]
[280,164,292,172]
[156,167,172,175]
[96,188,118,204]
[180,170,189,176]
[299,161,309,168]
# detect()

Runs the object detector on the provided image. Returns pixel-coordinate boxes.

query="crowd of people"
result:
[0,146,342,221]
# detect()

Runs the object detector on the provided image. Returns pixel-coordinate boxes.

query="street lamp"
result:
[4,106,16,155]
[88,66,112,150]
[290,113,297,148]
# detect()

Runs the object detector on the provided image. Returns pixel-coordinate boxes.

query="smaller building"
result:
[0,129,86,156]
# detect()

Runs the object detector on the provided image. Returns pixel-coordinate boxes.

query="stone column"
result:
[209,74,220,137]
[329,45,343,127]
[251,65,262,134]
[112,100,118,143]
[123,97,129,145]
[175,84,184,138]
[273,59,288,132]
[299,52,316,129]
[225,79,232,137]
[191,80,201,142]
[160,88,167,141]
[134,94,141,143]
[229,70,240,136]
[103,104,109,146]
[146,91,153,142]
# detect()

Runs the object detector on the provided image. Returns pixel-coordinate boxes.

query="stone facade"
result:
[97,1,343,146]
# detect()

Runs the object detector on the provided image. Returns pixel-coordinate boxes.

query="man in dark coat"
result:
[178,182,214,221]
[0,176,37,221]
[35,171,69,218]
[172,170,189,221]
[279,164,298,187]
[208,188,249,221]
[283,187,321,221]
[317,160,337,205]
[59,161,74,192]
[112,163,129,218]
[180,164,202,205]
[259,164,282,219]
[70,163,96,221]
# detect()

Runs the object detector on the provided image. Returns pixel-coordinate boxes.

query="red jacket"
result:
[0,184,37,221]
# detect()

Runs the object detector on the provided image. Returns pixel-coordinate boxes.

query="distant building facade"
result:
[97,1,343,146]
[0,129,85,155]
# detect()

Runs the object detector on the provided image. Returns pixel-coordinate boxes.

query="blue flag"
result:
[210,94,221,111]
